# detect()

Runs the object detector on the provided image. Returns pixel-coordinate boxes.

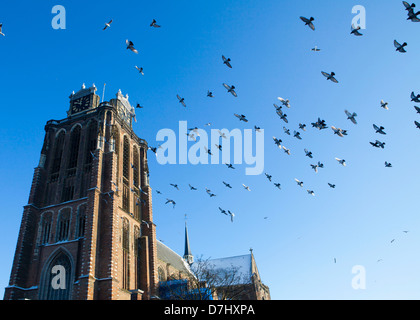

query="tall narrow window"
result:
[133,146,139,187]
[51,131,65,179]
[85,120,98,165]
[57,208,71,242]
[76,205,86,238]
[122,218,130,290]
[68,125,81,172]
[123,136,130,183]
[40,213,52,245]
[134,225,140,289]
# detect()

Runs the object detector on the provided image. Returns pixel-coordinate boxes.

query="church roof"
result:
[157,240,192,275]
[206,254,253,285]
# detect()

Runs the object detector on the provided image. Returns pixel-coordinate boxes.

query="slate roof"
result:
[157,240,192,275]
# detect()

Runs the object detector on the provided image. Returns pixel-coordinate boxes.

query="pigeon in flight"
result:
[411,92,420,102]
[394,40,408,53]
[373,124,386,135]
[103,19,113,30]
[165,199,176,208]
[370,140,386,149]
[294,178,304,187]
[225,163,235,169]
[204,146,212,155]
[300,16,315,30]
[321,71,339,83]
[304,149,313,158]
[311,46,321,52]
[351,24,363,36]
[282,146,291,155]
[331,126,346,137]
[385,161,392,167]
[274,183,281,189]
[136,103,144,109]
[215,144,222,151]
[207,90,214,98]
[293,131,302,140]
[335,158,346,166]
[273,137,282,148]
[415,120,420,129]
[150,19,161,27]
[265,173,272,182]
[407,10,420,21]
[310,164,319,173]
[219,207,227,215]
[156,190,162,194]
[307,190,315,196]
[177,94,186,107]
[311,118,328,130]
[278,113,289,123]
[170,183,179,190]
[273,104,282,113]
[135,66,144,75]
[218,130,227,139]
[223,181,232,188]
[414,106,420,114]
[317,161,324,169]
[126,40,138,53]
[223,83,238,97]
[380,100,389,110]
[345,110,358,124]
[188,184,197,190]
[242,184,251,191]
[278,97,291,108]
[222,55,232,68]
[328,183,336,188]
[234,113,248,122]
[299,123,307,131]
[283,127,291,135]
[254,126,262,132]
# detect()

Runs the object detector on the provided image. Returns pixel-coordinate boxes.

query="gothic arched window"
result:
[40,212,52,245]
[68,125,81,170]
[56,208,71,242]
[122,218,130,290]
[76,205,86,238]
[85,120,98,165]
[51,130,65,178]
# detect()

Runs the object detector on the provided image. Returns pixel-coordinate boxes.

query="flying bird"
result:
[282,146,291,155]
[294,178,304,187]
[223,181,232,188]
[310,164,319,173]
[331,126,346,137]
[150,19,161,27]
[385,161,392,167]
[242,184,251,191]
[136,103,143,109]
[370,140,386,149]
[415,120,420,129]
[177,94,186,107]
[274,183,281,189]
[411,92,420,102]
[278,113,289,123]
[265,173,272,182]
[234,113,248,122]
[394,40,407,53]
[293,131,302,140]
[321,71,339,83]
[304,149,313,158]
[335,158,346,166]
[103,19,113,30]
[380,100,389,110]
[225,163,235,169]
[254,126,262,132]
[328,183,336,189]
[373,124,386,135]
[283,127,290,135]
[207,90,214,98]
[223,83,238,97]
[414,106,420,114]
[273,137,282,148]
[299,123,307,131]
[165,199,176,208]
[219,207,227,215]
[300,16,315,30]
[278,97,291,108]
[228,210,235,222]
[222,55,232,68]
[218,130,227,139]
[126,40,138,53]
[170,183,179,190]
[311,46,321,52]
[351,24,363,36]
[188,184,197,191]
[345,110,358,124]
[403,1,416,12]
[135,66,144,75]
[407,10,420,21]
[307,190,315,196]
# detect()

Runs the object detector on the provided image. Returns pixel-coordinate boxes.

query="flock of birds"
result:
[85,2,420,226]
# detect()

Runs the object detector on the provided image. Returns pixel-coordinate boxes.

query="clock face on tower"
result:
[71,95,91,114]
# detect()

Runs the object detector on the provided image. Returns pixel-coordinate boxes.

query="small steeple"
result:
[183,217,193,265]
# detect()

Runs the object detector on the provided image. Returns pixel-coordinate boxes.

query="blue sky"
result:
[1,0,420,300]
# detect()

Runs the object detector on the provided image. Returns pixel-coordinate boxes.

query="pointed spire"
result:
[183,219,193,265]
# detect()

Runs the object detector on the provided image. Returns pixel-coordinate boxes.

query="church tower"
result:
[4,84,158,300]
